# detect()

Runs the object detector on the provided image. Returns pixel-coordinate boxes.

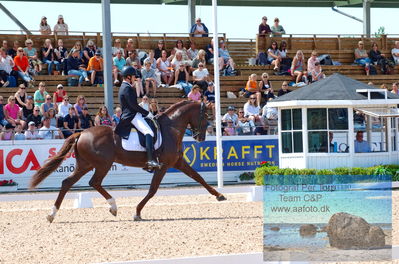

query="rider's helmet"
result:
[121,66,137,78]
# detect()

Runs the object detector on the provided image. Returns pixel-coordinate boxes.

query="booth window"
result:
[392,118,397,152]
[308,108,348,153]
[354,110,387,152]
[281,109,302,153]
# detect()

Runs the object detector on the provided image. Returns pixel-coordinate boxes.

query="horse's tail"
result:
[29,132,81,189]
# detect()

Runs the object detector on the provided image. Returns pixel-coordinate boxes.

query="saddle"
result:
[121,118,162,152]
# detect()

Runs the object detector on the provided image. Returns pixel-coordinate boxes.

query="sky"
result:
[0,2,397,39]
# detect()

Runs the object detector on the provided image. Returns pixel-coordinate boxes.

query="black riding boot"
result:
[145,134,161,169]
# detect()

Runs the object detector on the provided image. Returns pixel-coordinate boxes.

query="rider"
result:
[115,66,161,170]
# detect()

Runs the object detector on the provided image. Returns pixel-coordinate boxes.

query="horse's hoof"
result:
[216,195,227,201]
[46,215,54,223]
[133,215,142,221]
[109,208,117,217]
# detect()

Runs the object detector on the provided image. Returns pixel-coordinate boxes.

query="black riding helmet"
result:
[121,66,137,78]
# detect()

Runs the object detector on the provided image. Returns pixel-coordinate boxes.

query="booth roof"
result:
[273,73,399,102]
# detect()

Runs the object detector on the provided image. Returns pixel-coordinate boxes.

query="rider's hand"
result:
[146,112,154,120]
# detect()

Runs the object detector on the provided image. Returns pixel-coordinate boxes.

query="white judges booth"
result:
[268,73,399,169]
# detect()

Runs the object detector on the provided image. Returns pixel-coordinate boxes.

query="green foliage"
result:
[239,172,255,181]
[374,26,386,38]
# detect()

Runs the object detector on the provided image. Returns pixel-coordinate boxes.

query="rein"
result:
[190,102,205,139]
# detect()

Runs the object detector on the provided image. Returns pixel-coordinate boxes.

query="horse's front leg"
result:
[134,167,167,221]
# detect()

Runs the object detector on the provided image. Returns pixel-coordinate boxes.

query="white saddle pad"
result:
[121,129,162,152]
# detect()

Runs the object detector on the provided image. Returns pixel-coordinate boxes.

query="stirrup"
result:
[147,160,162,169]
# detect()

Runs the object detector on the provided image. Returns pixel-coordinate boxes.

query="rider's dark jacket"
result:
[114,81,149,139]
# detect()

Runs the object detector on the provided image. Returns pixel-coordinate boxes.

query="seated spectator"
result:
[244,74,261,107]
[14,124,25,140]
[27,106,42,128]
[156,50,173,87]
[369,42,391,74]
[62,107,79,138]
[262,98,278,120]
[33,82,48,107]
[206,125,215,136]
[25,121,39,140]
[0,47,17,87]
[291,50,307,84]
[171,51,185,71]
[149,98,159,115]
[13,47,34,87]
[267,41,281,71]
[0,123,14,140]
[53,84,67,108]
[237,108,255,135]
[67,49,90,87]
[222,106,238,126]
[94,106,113,127]
[42,39,60,75]
[354,131,371,153]
[38,116,63,139]
[259,72,274,103]
[113,50,126,85]
[224,120,236,136]
[53,15,68,35]
[391,82,399,95]
[47,108,58,127]
[279,40,291,66]
[40,94,54,117]
[54,39,68,75]
[278,81,291,96]
[219,41,236,72]
[258,16,271,37]
[192,49,206,69]
[14,84,28,108]
[139,95,150,111]
[187,41,199,60]
[112,107,121,126]
[0,96,9,128]
[174,63,192,97]
[172,40,191,66]
[205,39,215,64]
[271,18,286,37]
[243,95,263,127]
[87,50,103,85]
[23,39,42,74]
[392,41,399,65]
[39,16,51,35]
[354,41,371,75]
[307,50,319,81]
[204,82,215,118]
[125,38,135,57]
[112,39,125,57]
[311,62,325,82]
[83,39,96,66]
[74,95,88,116]
[143,50,161,86]
[2,40,8,51]
[192,62,210,91]
[188,85,202,102]
[142,61,157,97]
[190,18,209,37]
[69,41,84,59]
[79,106,93,129]
[126,50,141,68]
[22,95,34,120]
[4,96,25,128]
[154,40,165,60]
[57,95,72,119]
[132,62,144,97]
[8,40,19,58]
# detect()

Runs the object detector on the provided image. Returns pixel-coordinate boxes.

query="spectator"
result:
[0,123,14,141]
[311,62,325,82]
[24,121,39,140]
[392,41,399,65]
[54,39,68,75]
[112,39,125,57]
[190,18,209,37]
[243,95,263,128]
[205,39,215,64]
[192,62,210,91]
[53,84,67,107]
[74,95,87,116]
[392,82,399,95]
[79,106,93,129]
[188,85,202,102]
[87,50,103,85]
[2,40,8,51]
[139,95,150,111]
[111,107,121,126]
[279,40,290,63]
[38,116,63,139]
[143,50,161,86]
[267,41,281,71]
[369,42,390,74]
[156,50,173,87]
[291,50,307,84]
[307,50,319,78]
[53,15,68,35]
[174,63,192,97]
[67,49,90,86]
[57,95,72,119]
[132,62,144,97]
[14,84,28,108]
[237,108,255,135]
[262,98,278,120]
[171,51,185,71]
[192,49,206,69]
[0,47,17,87]
[94,106,113,127]
[62,107,79,138]
[4,95,25,128]
[22,95,34,120]
[47,108,58,127]
[23,39,42,74]
[40,94,54,117]
[154,40,165,60]
[69,41,84,59]
[27,106,42,128]
[354,131,371,153]
[187,41,199,60]
[278,81,290,96]
[244,73,261,107]
[204,82,215,118]
[222,106,238,126]
[224,120,236,136]
[271,18,286,37]
[14,47,34,87]
[354,41,371,75]
[14,124,25,140]
[206,126,215,136]
[125,38,135,56]
[219,41,236,72]
[112,50,126,85]
[0,96,9,128]
[142,61,157,97]
[39,16,51,35]
[259,72,274,103]
[258,16,272,37]
[42,39,60,75]
[172,40,191,66]
[126,50,141,68]
[8,40,19,58]
[149,98,159,115]
[33,82,48,107]
[83,39,96,66]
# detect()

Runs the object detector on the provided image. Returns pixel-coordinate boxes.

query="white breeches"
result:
[131,113,154,137]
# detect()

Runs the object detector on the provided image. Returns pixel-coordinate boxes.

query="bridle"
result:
[191,102,206,139]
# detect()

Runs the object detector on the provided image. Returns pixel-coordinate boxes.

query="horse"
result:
[29,101,226,223]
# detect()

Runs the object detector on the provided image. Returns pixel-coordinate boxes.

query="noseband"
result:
[191,102,205,139]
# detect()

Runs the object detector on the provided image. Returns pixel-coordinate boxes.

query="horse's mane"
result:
[163,100,196,116]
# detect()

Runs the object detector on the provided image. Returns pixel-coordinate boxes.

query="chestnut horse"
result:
[30,101,226,223]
